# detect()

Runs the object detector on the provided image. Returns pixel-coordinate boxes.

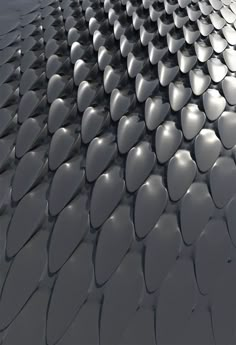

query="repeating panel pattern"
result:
[1,0,236,344]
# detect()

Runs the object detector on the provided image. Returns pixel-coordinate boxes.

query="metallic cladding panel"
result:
[0,0,236,344]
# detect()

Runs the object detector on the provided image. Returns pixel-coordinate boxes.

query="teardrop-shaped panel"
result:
[145,96,170,131]
[194,129,221,172]
[90,166,125,228]
[180,182,214,245]
[49,127,79,171]
[7,184,48,257]
[117,115,145,154]
[167,150,197,201]
[95,204,134,284]
[209,157,236,208]
[49,194,90,273]
[181,104,205,140]
[134,175,168,238]
[12,150,47,202]
[145,213,182,292]
[155,121,182,163]
[218,111,236,149]
[86,133,117,182]
[49,157,85,216]
[125,141,156,193]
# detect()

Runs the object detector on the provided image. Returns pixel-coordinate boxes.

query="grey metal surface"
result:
[0,0,236,344]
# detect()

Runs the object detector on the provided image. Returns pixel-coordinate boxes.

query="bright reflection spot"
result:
[163,128,170,137]
[125,119,130,126]
[136,147,142,156]
[103,173,110,180]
